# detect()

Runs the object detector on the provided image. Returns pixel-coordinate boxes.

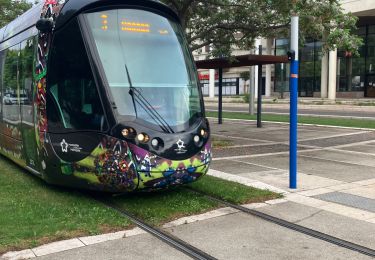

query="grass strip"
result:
[212,137,233,148]
[0,156,131,254]
[110,175,281,225]
[1,156,280,254]
[188,175,282,204]
[207,111,375,129]
[109,188,219,226]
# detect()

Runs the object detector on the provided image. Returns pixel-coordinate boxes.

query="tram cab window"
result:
[47,18,107,132]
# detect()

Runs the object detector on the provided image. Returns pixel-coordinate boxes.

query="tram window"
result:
[19,38,35,124]
[84,9,203,130]
[47,18,107,132]
[2,44,21,123]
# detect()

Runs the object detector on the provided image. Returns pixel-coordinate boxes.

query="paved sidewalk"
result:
[210,119,375,221]
[2,120,375,259]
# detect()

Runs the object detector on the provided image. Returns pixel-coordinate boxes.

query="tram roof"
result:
[0,0,177,44]
[195,54,290,69]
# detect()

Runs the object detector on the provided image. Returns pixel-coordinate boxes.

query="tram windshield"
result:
[85,9,203,132]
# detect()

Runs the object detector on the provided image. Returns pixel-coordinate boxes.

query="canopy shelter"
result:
[196,53,289,125]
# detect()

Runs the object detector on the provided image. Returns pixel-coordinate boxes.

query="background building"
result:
[195,0,375,99]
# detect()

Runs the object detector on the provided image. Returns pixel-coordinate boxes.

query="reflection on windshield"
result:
[85,9,202,131]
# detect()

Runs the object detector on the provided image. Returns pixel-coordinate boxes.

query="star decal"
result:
[60,139,69,153]
[176,139,185,149]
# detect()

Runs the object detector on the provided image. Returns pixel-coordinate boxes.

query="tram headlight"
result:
[151,138,159,147]
[122,127,136,138]
[200,129,207,137]
[137,133,150,143]
[151,138,163,149]
[122,129,129,137]
[194,135,200,143]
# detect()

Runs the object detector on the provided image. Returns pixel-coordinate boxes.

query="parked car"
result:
[3,93,28,105]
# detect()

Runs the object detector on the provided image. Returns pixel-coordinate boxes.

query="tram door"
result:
[20,38,40,171]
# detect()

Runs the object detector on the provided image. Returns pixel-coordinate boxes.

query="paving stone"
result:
[299,132,375,148]
[326,183,362,191]
[286,194,330,208]
[353,178,375,186]
[318,203,375,221]
[342,186,375,200]
[211,159,271,174]
[314,192,375,213]
[297,188,333,197]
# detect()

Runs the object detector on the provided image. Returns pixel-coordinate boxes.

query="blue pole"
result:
[289,15,299,189]
[289,59,298,189]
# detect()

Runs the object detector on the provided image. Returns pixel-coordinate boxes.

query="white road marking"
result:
[299,154,375,168]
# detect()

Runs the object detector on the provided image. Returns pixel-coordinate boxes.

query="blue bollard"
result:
[289,59,299,189]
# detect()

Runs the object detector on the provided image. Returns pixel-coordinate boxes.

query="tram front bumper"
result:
[129,142,212,190]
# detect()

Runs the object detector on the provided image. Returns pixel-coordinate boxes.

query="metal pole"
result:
[218,67,223,124]
[236,78,240,95]
[249,66,255,114]
[290,15,299,189]
[257,45,262,128]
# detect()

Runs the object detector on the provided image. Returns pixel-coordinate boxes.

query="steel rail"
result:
[186,188,375,258]
[92,196,217,260]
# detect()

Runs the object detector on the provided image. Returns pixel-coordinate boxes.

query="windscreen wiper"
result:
[125,65,174,134]
[125,65,138,118]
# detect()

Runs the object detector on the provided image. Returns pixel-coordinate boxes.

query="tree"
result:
[0,0,32,28]
[161,0,362,56]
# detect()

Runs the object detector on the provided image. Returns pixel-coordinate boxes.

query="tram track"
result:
[90,194,217,260]
[184,187,375,258]
[90,186,375,259]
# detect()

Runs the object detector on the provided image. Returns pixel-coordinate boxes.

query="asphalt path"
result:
[205,103,375,120]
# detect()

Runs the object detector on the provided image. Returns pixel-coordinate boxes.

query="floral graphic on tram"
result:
[92,139,138,190]
[130,141,211,189]
[58,136,138,191]
[57,137,211,192]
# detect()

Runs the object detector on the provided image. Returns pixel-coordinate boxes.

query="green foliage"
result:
[243,93,250,103]
[3,48,18,92]
[240,71,250,81]
[295,0,363,56]
[161,0,362,56]
[0,0,32,28]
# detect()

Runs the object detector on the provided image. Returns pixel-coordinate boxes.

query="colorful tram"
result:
[0,0,211,192]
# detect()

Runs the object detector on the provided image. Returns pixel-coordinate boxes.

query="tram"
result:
[0,0,211,192]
